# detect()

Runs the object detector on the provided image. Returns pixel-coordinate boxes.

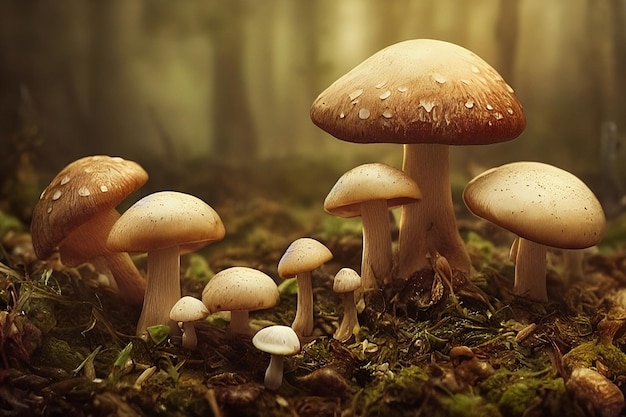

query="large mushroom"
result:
[31,155,148,304]
[463,161,606,301]
[277,238,333,339]
[311,39,526,279]
[107,191,225,337]
[324,162,421,290]
[201,266,280,336]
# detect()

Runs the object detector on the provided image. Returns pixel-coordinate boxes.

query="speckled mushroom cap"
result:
[311,39,526,145]
[201,266,279,314]
[252,325,301,356]
[31,155,149,259]
[463,161,606,249]
[333,268,362,294]
[324,162,422,218]
[277,238,333,278]
[107,191,225,252]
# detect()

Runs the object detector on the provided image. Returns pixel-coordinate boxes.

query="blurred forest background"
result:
[0,0,625,220]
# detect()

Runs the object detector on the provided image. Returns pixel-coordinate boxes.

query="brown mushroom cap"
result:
[311,39,526,145]
[463,161,606,249]
[31,155,149,259]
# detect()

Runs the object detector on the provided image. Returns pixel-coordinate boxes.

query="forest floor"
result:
[1,156,626,417]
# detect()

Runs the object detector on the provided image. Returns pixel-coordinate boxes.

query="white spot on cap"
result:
[506,84,515,93]
[358,108,370,119]
[52,190,62,201]
[433,73,447,84]
[507,108,514,114]
[397,86,408,93]
[379,90,391,100]
[78,187,91,197]
[349,89,363,101]
[486,104,494,110]
[375,80,388,89]
[382,110,393,118]
[47,206,53,214]
[339,112,345,119]
[100,185,109,193]
[419,99,435,113]
[39,189,46,200]
[464,100,474,109]
[60,176,70,185]
[494,112,504,120]
[471,65,480,74]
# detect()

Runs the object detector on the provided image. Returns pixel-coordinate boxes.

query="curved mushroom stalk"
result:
[513,238,548,302]
[334,292,359,342]
[292,271,314,338]
[264,355,286,391]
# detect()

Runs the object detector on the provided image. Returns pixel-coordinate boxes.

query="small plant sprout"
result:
[332,268,362,342]
[277,238,333,339]
[169,296,209,349]
[252,325,301,390]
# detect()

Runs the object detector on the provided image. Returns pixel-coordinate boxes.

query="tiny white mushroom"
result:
[169,296,209,350]
[332,268,362,342]
[252,325,300,390]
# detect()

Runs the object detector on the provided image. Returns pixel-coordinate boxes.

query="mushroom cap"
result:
[107,191,225,252]
[324,162,422,218]
[333,268,362,294]
[463,161,606,249]
[311,39,525,145]
[169,296,210,322]
[277,238,333,278]
[201,266,279,313]
[252,325,301,356]
[31,155,148,259]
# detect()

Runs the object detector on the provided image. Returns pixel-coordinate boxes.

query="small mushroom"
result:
[463,161,606,301]
[324,163,421,289]
[31,155,148,304]
[202,266,279,335]
[252,325,301,390]
[169,296,209,349]
[107,191,225,337]
[332,268,362,342]
[566,367,625,417]
[277,238,333,339]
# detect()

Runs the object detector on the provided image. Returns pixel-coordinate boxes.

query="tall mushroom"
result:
[277,238,333,339]
[324,162,421,290]
[201,266,280,336]
[463,161,606,301]
[311,39,526,279]
[107,191,225,337]
[31,155,148,304]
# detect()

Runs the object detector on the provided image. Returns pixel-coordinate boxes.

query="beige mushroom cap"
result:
[202,267,279,313]
[252,325,301,356]
[277,238,333,278]
[333,268,362,294]
[463,161,606,249]
[107,191,225,252]
[311,39,526,145]
[324,162,422,218]
[31,155,148,259]
[169,296,209,322]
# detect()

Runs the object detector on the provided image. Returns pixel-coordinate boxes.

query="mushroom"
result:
[566,367,625,417]
[277,238,333,339]
[30,155,148,304]
[107,191,225,337]
[252,325,301,391]
[463,161,606,301]
[332,268,362,342]
[202,266,279,335]
[310,39,526,279]
[169,296,209,349]
[324,163,421,290]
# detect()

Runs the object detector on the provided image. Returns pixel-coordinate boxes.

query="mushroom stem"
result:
[398,144,471,278]
[264,354,286,391]
[229,310,252,335]
[181,322,198,350]
[514,237,548,302]
[360,200,393,290]
[292,271,314,338]
[136,246,182,337]
[334,292,358,342]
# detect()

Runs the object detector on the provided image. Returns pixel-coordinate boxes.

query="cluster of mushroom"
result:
[311,38,606,302]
